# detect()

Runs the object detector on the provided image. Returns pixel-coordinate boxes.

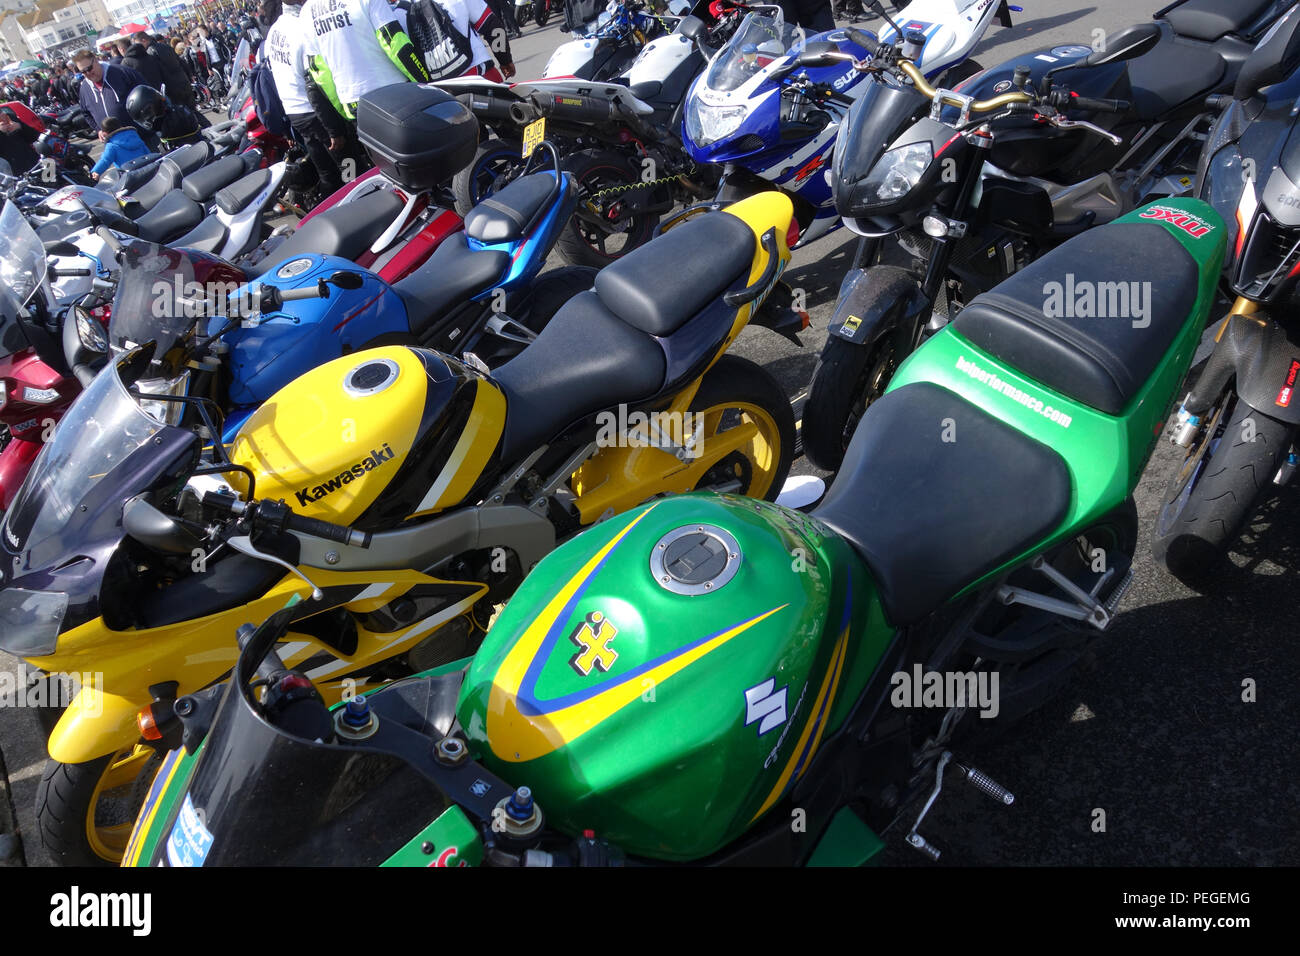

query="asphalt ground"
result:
[1,1,1297,868]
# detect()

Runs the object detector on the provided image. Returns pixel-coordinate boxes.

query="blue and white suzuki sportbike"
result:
[682,0,1015,246]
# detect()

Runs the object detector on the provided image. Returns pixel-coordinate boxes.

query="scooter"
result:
[120,196,1227,866]
[6,191,798,865]
[1153,3,1300,585]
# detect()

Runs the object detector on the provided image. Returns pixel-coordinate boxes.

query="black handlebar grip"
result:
[285,512,372,549]
[1069,95,1129,113]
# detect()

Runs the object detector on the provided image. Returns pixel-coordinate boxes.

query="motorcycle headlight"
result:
[686,100,749,148]
[135,372,190,426]
[75,307,107,353]
[860,142,934,206]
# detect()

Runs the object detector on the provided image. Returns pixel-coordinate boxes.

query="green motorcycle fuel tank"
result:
[456,494,895,862]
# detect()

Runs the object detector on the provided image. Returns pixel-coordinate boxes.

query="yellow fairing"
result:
[40,569,487,765]
[229,346,427,524]
[569,193,793,524]
[409,376,507,516]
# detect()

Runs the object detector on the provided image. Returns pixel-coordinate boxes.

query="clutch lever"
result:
[1047,114,1122,146]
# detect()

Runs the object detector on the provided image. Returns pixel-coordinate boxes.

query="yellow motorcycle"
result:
[0,192,798,864]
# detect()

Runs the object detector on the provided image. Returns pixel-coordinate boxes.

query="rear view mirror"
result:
[798,41,843,69]
[677,15,705,42]
[668,0,690,14]
[1235,6,1300,100]
[43,240,80,258]
[1081,22,1159,68]
[123,497,204,555]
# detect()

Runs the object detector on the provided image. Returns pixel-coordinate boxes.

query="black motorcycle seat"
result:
[181,153,254,203]
[465,173,559,243]
[173,214,230,254]
[1164,0,1274,42]
[394,234,509,333]
[167,140,213,177]
[953,221,1199,416]
[123,157,183,212]
[813,382,1072,626]
[113,157,167,195]
[493,289,667,462]
[1124,32,1225,119]
[247,189,406,277]
[595,210,755,335]
[215,167,272,215]
[98,154,155,190]
[133,189,205,243]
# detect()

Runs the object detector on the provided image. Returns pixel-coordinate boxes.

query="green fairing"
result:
[381,806,482,867]
[456,493,895,862]
[886,197,1226,604]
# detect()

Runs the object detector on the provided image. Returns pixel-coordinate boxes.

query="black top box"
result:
[356,84,480,192]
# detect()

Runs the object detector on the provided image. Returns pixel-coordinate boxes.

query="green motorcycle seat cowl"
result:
[953,221,1199,416]
[813,381,1071,626]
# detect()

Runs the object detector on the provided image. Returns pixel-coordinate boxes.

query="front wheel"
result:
[533,0,550,26]
[683,355,796,502]
[556,149,660,268]
[801,334,900,473]
[1152,393,1296,588]
[36,745,165,866]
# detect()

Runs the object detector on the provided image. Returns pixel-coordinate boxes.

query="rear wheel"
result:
[684,355,796,502]
[533,0,550,26]
[557,149,660,268]
[37,745,165,866]
[1152,392,1296,588]
[452,138,526,216]
[517,3,531,26]
[802,334,899,472]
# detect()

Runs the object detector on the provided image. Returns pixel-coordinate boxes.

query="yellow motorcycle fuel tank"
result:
[229,346,507,529]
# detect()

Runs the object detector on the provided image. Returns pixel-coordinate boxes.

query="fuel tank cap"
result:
[650,525,741,595]
[343,357,400,397]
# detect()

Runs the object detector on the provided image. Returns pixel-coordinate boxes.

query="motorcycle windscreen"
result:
[0,200,46,359]
[108,242,203,372]
[157,682,451,867]
[704,12,800,93]
[1,354,171,565]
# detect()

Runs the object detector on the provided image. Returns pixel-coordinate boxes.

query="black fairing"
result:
[0,426,198,637]
[1198,68,1300,298]
[831,79,929,219]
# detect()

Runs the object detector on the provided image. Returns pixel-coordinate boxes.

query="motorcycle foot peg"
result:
[906,832,941,861]
[955,762,1015,805]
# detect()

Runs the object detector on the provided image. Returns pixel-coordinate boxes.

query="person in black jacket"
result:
[779,0,835,32]
[140,32,205,122]
[121,34,166,90]
[0,106,40,173]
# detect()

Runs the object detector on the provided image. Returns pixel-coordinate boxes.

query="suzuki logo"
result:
[744,677,788,736]
[568,611,619,676]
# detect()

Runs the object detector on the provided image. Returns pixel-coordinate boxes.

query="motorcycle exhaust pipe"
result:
[457,92,517,124]
[521,93,625,128]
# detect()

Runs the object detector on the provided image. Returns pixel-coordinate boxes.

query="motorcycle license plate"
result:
[522,118,546,159]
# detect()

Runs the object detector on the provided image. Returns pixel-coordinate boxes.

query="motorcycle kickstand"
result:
[906,750,1016,860]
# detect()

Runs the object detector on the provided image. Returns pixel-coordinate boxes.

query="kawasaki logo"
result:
[295,444,395,507]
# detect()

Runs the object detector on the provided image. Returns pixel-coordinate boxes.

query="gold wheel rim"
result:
[683,400,783,500]
[86,744,158,862]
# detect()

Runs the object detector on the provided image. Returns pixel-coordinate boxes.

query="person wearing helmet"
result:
[127,85,203,149]
[300,0,429,121]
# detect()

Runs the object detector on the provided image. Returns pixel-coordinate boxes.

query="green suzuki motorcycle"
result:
[123,197,1225,866]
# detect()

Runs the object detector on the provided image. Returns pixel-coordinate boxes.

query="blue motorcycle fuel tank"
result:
[221,254,409,409]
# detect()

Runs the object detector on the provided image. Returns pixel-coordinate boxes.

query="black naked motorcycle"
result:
[1153,5,1300,585]
[800,0,1298,470]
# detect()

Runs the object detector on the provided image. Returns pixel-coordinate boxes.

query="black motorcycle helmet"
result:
[126,85,168,130]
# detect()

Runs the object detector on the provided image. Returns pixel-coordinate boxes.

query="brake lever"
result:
[226,534,323,600]
[1047,114,1122,146]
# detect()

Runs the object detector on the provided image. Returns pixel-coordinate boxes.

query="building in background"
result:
[0,0,37,60]
[14,0,111,58]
